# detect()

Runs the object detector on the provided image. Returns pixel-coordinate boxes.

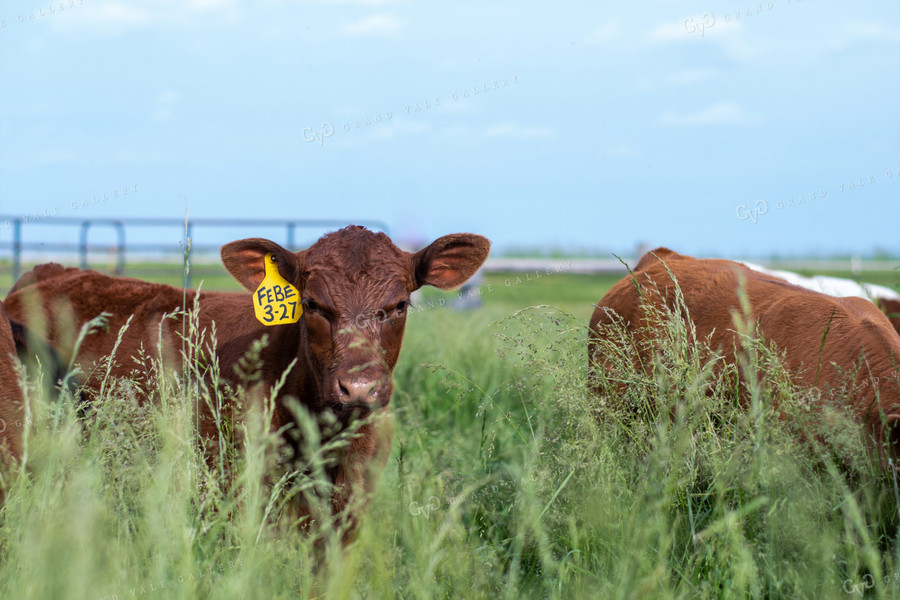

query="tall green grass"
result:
[1,292,898,599]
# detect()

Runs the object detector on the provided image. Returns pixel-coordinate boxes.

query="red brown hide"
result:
[589,247,900,458]
[5,226,490,536]
[0,301,24,469]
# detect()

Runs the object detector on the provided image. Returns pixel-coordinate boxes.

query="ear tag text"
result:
[253,253,302,326]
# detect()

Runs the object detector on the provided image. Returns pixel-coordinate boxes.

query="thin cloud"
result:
[367,120,430,140]
[342,14,401,38]
[322,120,431,150]
[87,3,153,27]
[660,103,749,127]
[153,90,179,122]
[647,21,690,43]
[483,123,556,140]
[647,14,742,43]
[665,68,719,86]
[187,0,237,11]
[644,13,900,65]
[317,0,401,4]
[603,144,638,158]
[49,0,240,32]
[645,15,758,64]
[36,150,77,164]
[827,20,900,51]
[584,21,621,45]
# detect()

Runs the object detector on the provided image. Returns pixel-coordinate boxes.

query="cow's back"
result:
[591,248,780,362]
[0,301,24,465]
[590,248,900,450]
[742,261,900,337]
[7,265,203,392]
[6,264,272,393]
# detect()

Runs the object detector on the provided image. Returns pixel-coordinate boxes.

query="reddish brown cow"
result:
[589,247,900,458]
[0,301,25,472]
[6,226,490,536]
[741,262,900,337]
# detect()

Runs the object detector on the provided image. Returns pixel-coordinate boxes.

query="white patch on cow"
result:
[743,263,900,301]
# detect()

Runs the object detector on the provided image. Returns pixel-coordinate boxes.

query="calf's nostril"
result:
[337,377,378,404]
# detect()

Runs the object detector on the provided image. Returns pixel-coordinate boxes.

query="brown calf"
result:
[741,262,900,337]
[6,225,490,536]
[0,301,24,472]
[589,247,900,457]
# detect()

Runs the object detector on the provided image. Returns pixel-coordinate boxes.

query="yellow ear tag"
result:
[253,253,302,326]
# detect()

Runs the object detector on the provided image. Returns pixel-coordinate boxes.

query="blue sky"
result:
[1,0,898,259]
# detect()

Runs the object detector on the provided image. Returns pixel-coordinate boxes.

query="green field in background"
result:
[0,262,621,322]
[2,260,897,325]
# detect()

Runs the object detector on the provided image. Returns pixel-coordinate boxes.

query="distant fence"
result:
[0,216,390,288]
[1,216,896,294]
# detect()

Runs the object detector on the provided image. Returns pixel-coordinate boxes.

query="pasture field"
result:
[1,262,899,599]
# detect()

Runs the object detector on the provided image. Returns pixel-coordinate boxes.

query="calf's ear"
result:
[411,234,490,291]
[220,238,303,292]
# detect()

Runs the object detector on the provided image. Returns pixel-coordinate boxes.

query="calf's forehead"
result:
[302,229,413,300]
